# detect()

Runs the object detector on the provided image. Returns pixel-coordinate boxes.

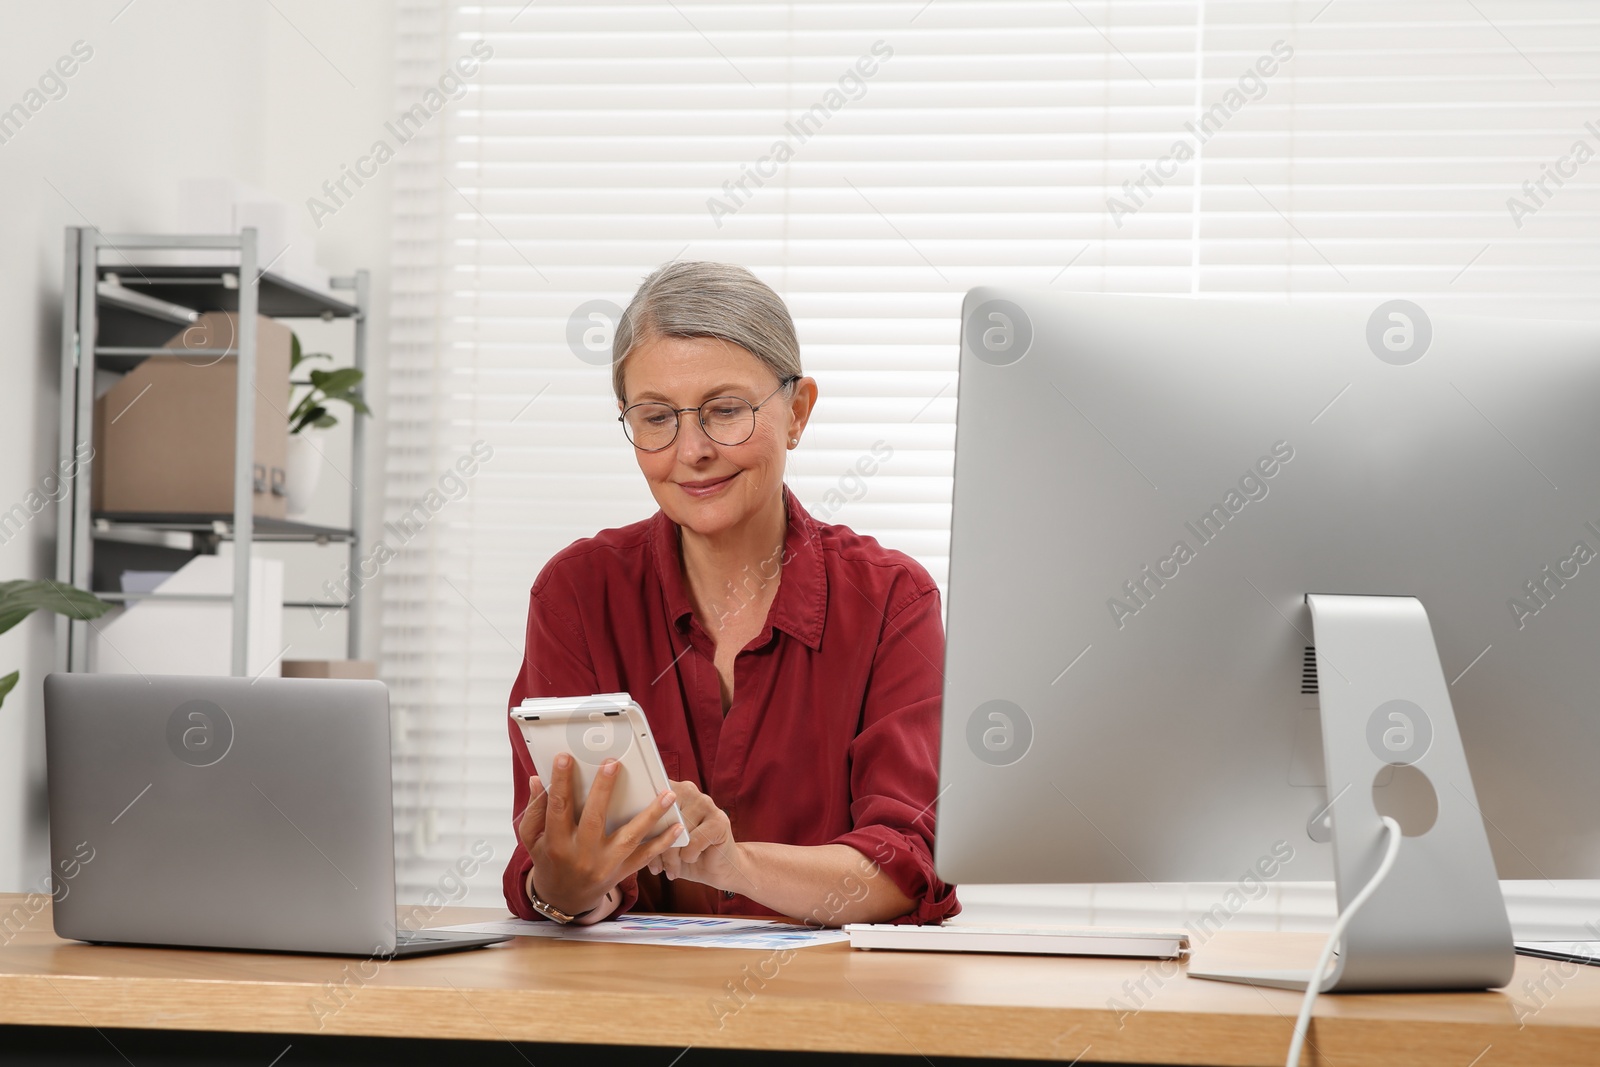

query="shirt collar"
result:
[651,483,827,652]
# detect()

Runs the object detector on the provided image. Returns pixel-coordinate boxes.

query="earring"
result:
[788,438,798,447]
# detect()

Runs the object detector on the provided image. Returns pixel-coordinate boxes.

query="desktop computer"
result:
[935,290,1600,993]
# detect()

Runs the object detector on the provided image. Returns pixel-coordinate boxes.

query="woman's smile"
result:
[677,471,739,498]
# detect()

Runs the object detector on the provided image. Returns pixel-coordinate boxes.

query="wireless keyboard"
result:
[844,922,1189,959]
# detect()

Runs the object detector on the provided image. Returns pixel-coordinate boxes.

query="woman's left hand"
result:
[650,779,746,892]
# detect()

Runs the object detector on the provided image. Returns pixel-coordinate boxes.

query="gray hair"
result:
[612,261,802,402]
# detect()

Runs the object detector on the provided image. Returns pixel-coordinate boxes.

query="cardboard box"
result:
[281,660,378,680]
[92,312,291,519]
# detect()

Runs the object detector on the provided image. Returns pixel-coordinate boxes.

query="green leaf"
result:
[320,388,365,408]
[288,353,369,433]
[316,368,364,395]
[292,404,329,435]
[0,670,18,711]
[0,580,112,638]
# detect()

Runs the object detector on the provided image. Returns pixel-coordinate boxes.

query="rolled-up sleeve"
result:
[501,571,639,922]
[828,585,961,924]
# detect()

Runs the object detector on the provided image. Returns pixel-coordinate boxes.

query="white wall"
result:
[0,0,398,893]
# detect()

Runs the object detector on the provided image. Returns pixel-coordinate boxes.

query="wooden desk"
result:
[2,895,1598,1065]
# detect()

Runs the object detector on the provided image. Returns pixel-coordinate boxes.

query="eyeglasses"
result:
[619,375,799,452]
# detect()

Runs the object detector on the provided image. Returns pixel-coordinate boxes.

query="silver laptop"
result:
[43,672,509,958]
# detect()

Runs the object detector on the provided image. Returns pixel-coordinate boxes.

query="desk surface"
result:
[2,896,1598,1065]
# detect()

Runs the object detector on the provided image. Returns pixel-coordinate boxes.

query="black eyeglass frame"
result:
[618,374,800,452]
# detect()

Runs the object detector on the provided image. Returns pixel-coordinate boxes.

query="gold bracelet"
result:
[527,868,609,925]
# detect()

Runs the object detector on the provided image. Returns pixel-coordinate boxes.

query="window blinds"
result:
[384,0,1600,909]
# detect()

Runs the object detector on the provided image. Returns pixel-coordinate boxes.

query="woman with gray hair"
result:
[504,262,957,927]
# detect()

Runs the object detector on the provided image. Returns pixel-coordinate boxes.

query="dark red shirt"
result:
[502,484,959,924]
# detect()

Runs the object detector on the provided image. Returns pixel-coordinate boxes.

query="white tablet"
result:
[510,693,690,848]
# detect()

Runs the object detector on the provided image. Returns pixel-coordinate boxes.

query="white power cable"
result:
[1286,815,1404,1067]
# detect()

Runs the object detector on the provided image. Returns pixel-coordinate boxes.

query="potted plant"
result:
[286,333,371,518]
[0,580,111,709]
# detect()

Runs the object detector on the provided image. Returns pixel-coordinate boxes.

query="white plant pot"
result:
[285,432,324,519]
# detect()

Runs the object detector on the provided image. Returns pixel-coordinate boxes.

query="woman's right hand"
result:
[517,752,684,917]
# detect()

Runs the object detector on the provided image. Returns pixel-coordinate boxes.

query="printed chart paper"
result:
[438,913,849,949]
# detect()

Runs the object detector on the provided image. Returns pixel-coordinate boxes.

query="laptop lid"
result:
[44,672,400,956]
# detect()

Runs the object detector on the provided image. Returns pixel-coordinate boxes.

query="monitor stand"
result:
[1188,593,1514,992]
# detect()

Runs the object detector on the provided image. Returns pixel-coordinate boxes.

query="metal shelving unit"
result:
[54,228,370,677]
